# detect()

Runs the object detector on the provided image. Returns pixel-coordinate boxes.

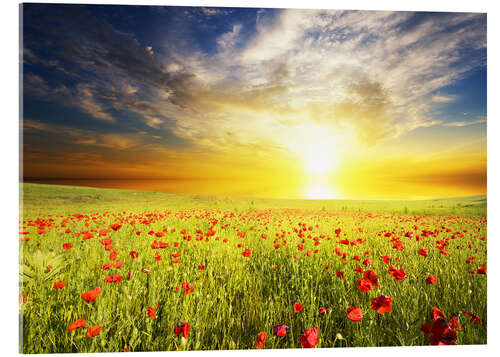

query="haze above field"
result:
[22,5,486,199]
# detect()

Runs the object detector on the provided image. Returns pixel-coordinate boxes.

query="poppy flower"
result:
[113,261,123,268]
[418,249,428,258]
[68,318,86,331]
[81,287,102,303]
[242,249,251,257]
[421,307,457,345]
[273,323,287,337]
[254,331,267,349]
[319,307,326,315]
[104,274,122,283]
[19,294,27,304]
[174,322,190,339]
[383,256,390,264]
[86,325,102,338]
[357,278,372,293]
[148,307,156,319]
[371,295,392,314]
[336,270,345,280]
[347,307,363,321]
[388,266,406,281]
[110,224,122,231]
[477,267,487,275]
[62,243,72,250]
[101,263,112,270]
[109,251,118,261]
[464,312,482,324]
[425,274,437,284]
[141,268,152,273]
[448,315,462,331]
[198,264,205,270]
[300,327,318,348]
[129,251,138,259]
[294,302,304,312]
[363,270,379,286]
[53,281,66,289]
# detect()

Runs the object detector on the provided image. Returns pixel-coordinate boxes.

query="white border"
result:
[1,0,498,356]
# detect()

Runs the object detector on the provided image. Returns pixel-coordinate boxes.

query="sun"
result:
[303,142,339,175]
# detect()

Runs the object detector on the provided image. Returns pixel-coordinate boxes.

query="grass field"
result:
[19,183,487,353]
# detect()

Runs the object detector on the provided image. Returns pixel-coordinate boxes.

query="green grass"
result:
[19,183,487,353]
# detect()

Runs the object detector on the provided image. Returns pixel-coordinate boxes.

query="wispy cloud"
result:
[442,118,487,127]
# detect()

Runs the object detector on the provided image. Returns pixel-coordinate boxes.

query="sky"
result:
[21,4,487,200]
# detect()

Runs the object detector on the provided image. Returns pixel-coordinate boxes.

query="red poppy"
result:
[357,278,372,293]
[421,307,457,345]
[174,322,190,339]
[294,302,304,312]
[129,251,139,259]
[431,307,446,321]
[354,267,364,274]
[273,323,287,337]
[81,287,102,303]
[101,263,112,270]
[336,270,345,280]
[464,312,482,324]
[109,251,118,261]
[347,307,363,321]
[100,238,112,246]
[104,274,122,283]
[371,295,392,314]
[242,249,251,257]
[388,266,406,281]
[319,307,326,315]
[477,267,487,274]
[300,327,319,348]
[198,264,205,270]
[110,224,122,231]
[154,253,162,261]
[363,270,379,286]
[418,249,428,258]
[86,325,102,338]
[448,315,462,331]
[383,256,390,264]
[68,318,86,331]
[19,294,27,304]
[148,307,156,319]
[425,274,437,284]
[113,261,123,268]
[62,243,72,250]
[53,281,66,289]
[141,268,152,273]
[254,331,267,349]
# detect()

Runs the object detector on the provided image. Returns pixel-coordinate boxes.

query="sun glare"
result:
[303,142,338,175]
[304,181,337,199]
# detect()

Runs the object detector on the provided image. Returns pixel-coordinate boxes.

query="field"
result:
[19,183,487,353]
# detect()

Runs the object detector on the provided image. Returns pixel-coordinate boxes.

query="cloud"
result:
[77,85,115,122]
[432,94,457,103]
[442,118,487,127]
